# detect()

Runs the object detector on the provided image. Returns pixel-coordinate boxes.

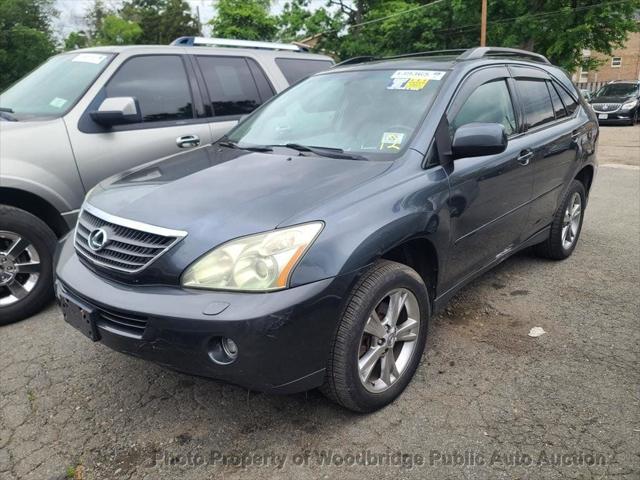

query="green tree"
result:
[95,14,143,45]
[120,0,200,44]
[295,0,640,71]
[64,31,90,50]
[210,0,278,41]
[85,0,111,41]
[0,0,57,90]
[277,0,342,42]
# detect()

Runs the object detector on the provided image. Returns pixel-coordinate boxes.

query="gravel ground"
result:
[1,126,639,480]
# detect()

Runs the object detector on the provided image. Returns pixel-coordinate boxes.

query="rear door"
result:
[510,66,583,238]
[68,54,213,189]
[444,66,534,284]
[193,55,276,142]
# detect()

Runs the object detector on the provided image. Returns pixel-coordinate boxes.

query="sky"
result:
[53,0,329,39]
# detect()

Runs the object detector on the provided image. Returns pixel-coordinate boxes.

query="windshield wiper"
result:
[271,143,368,161]
[218,140,273,152]
[0,107,14,113]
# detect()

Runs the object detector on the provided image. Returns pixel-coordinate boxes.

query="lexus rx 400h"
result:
[55,47,598,412]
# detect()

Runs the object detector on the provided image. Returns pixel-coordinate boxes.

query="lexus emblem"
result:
[87,227,109,252]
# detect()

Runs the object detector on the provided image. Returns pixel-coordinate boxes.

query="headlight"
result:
[181,222,323,291]
[621,100,638,111]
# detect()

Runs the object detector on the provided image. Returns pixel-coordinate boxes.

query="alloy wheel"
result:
[561,192,582,250]
[357,288,421,393]
[0,231,41,307]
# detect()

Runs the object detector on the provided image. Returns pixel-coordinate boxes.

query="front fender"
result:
[289,162,451,288]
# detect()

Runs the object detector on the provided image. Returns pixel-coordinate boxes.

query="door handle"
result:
[176,135,200,148]
[517,150,533,166]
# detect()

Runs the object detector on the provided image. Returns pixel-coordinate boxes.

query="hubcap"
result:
[0,231,41,307]
[561,192,582,250]
[357,288,421,393]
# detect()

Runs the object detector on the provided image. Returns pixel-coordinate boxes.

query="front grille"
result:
[74,204,187,274]
[95,307,148,339]
[592,103,621,112]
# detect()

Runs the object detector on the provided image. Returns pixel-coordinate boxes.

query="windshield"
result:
[0,52,114,119]
[595,83,638,97]
[227,68,447,159]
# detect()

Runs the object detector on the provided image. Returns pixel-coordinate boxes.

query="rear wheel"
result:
[0,206,57,325]
[321,260,429,412]
[534,180,586,260]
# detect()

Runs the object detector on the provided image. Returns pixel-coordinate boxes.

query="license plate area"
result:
[60,294,100,341]
[598,113,608,119]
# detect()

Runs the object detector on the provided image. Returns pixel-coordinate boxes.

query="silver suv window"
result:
[105,55,194,123]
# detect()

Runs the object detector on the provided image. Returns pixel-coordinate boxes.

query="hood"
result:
[591,94,636,104]
[88,145,392,253]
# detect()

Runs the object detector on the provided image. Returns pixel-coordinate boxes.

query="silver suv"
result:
[0,40,333,323]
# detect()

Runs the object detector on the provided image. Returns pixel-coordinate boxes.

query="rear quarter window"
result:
[275,58,334,84]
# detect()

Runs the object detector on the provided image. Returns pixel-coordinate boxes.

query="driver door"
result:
[444,67,534,286]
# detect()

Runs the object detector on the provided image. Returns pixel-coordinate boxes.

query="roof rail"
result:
[170,36,305,52]
[330,46,550,69]
[458,47,550,64]
[387,49,468,60]
[332,56,377,67]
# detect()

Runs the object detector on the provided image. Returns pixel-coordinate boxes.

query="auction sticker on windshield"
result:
[387,70,446,91]
[72,53,108,64]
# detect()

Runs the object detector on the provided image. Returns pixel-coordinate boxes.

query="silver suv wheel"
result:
[0,231,42,307]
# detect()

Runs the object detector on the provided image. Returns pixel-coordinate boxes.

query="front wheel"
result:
[0,206,57,325]
[534,180,586,260]
[321,260,430,412]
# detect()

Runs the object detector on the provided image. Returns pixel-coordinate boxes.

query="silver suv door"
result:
[66,54,213,190]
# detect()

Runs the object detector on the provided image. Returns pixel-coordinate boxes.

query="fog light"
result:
[222,337,238,359]
[207,336,239,365]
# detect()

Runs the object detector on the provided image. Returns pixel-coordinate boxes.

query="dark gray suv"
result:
[0,41,333,323]
[55,47,598,412]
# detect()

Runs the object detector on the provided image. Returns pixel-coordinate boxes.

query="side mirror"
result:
[451,123,507,159]
[90,97,141,127]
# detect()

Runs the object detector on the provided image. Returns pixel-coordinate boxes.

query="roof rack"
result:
[331,46,550,69]
[458,47,550,64]
[170,36,306,52]
[332,56,377,67]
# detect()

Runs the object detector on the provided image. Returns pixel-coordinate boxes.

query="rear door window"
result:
[516,79,555,129]
[196,56,263,117]
[105,55,194,123]
[275,58,334,84]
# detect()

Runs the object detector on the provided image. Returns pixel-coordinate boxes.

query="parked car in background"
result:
[589,80,640,125]
[55,47,598,412]
[0,41,333,324]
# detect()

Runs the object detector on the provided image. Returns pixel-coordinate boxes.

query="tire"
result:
[321,260,430,413]
[0,206,57,325]
[534,180,586,260]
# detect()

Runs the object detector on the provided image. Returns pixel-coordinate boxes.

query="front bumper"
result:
[593,109,636,124]
[55,236,357,394]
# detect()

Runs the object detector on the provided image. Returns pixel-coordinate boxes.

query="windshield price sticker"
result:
[387,70,446,91]
[72,53,107,64]
[379,132,405,151]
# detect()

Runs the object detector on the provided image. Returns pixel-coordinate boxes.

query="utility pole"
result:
[480,0,487,46]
